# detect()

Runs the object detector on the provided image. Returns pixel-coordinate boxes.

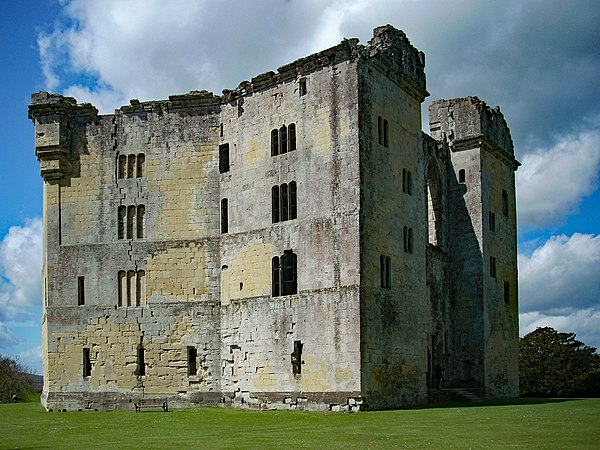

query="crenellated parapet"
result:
[28,92,98,182]
[428,97,519,170]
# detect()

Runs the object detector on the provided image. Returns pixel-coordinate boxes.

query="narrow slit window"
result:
[136,205,145,238]
[280,183,289,222]
[187,347,197,376]
[127,206,135,239]
[489,211,496,232]
[272,256,281,297]
[504,281,510,304]
[407,170,413,195]
[127,270,136,307]
[459,169,466,183]
[291,340,303,374]
[219,144,230,173]
[383,119,389,148]
[280,125,288,154]
[117,206,126,239]
[136,154,145,178]
[502,190,509,216]
[289,181,297,220]
[378,116,383,145]
[83,348,92,377]
[136,270,145,307]
[118,155,127,179]
[136,346,145,376]
[271,129,279,156]
[221,198,228,234]
[77,276,85,306]
[288,123,296,151]
[490,256,497,278]
[118,271,126,307]
[272,185,280,223]
[127,155,135,178]
[402,169,407,193]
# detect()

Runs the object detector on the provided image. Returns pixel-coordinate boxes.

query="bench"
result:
[134,398,168,412]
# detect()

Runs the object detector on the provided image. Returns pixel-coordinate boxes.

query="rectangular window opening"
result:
[219,144,230,173]
[504,281,510,304]
[77,276,85,306]
[83,348,92,377]
[187,347,197,376]
[221,198,228,234]
[299,78,307,97]
[136,346,145,376]
[291,340,303,374]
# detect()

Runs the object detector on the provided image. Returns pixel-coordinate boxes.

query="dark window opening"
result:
[187,347,197,376]
[383,119,389,148]
[403,169,413,195]
[504,281,510,304]
[136,154,145,178]
[272,257,281,297]
[219,144,230,173]
[502,190,509,216]
[490,256,497,278]
[127,206,135,239]
[77,276,85,306]
[127,155,135,178]
[221,198,228,234]
[378,116,383,145]
[288,123,296,151]
[459,169,466,183]
[271,129,279,156]
[380,255,391,289]
[291,340,303,374]
[118,206,126,239]
[280,125,288,155]
[271,185,280,223]
[272,250,297,297]
[404,227,414,254]
[118,271,125,307]
[272,182,297,223]
[83,348,92,377]
[489,211,496,232]
[136,270,145,307]
[299,78,307,97]
[118,155,127,179]
[136,205,145,238]
[280,183,289,221]
[136,346,145,376]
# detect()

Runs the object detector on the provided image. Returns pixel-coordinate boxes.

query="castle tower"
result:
[429,97,520,397]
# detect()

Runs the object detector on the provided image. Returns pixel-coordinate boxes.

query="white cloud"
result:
[520,308,600,352]
[0,322,18,349]
[16,345,43,375]
[518,233,600,314]
[0,219,43,321]
[517,126,600,228]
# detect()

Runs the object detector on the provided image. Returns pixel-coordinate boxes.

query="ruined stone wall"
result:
[358,27,429,408]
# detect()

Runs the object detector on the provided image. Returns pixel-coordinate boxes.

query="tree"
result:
[519,327,600,397]
[0,355,36,403]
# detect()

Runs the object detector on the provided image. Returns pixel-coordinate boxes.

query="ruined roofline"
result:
[428,96,518,163]
[29,24,427,117]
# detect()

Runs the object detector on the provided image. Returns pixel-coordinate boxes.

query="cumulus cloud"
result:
[519,233,600,314]
[0,218,43,322]
[516,125,600,228]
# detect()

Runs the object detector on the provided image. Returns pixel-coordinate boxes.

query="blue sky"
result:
[1,0,599,374]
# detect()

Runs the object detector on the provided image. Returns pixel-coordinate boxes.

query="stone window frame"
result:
[219,143,230,174]
[378,116,389,148]
[117,153,145,180]
[118,270,146,307]
[77,276,85,306]
[291,340,303,374]
[403,226,414,254]
[271,123,297,156]
[298,78,307,97]
[187,347,198,377]
[272,250,298,297]
[83,348,92,378]
[380,255,391,289]
[458,169,466,183]
[402,169,413,195]
[271,181,297,223]
[221,198,228,234]
[118,205,145,240]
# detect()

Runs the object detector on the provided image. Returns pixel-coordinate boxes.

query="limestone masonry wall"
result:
[30,25,520,411]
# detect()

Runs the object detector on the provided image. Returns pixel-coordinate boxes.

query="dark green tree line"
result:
[520,327,600,397]
[0,355,36,402]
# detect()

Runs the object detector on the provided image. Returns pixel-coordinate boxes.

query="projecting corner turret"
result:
[28,92,98,182]
[428,97,519,170]
[366,25,429,102]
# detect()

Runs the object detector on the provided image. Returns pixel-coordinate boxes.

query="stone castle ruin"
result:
[29,25,519,411]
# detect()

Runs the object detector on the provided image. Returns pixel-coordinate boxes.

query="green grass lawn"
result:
[1,398,598,449]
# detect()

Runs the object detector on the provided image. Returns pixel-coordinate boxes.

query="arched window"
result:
[289,181,297,220]
[118,155,127,179]
[288,123,296,151]
[280,125,288,155]
[271,185,280,223]
[272,250,297,297]
[280,183,289,221]
[117,206,126,239]
[271,129,279,156]
[118,271,126,306]
[127,206,135,239]
[127,270,136,306]
[136,205,145,238]
[127,155,135,178]
[136,270,145,306]
[272,182,297,223]
[136,154,145,178]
